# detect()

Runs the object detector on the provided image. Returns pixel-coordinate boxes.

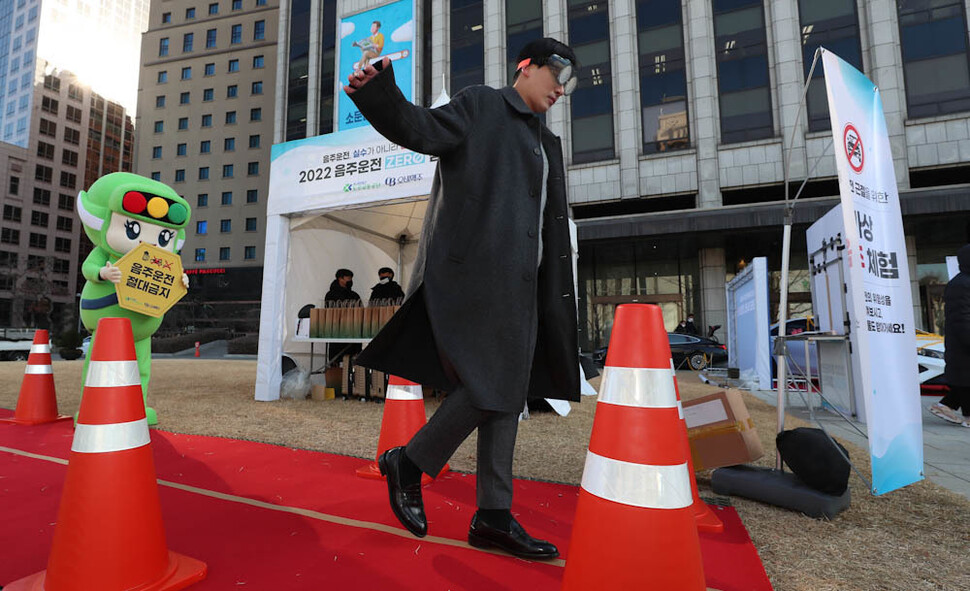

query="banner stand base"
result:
[712,465,851,520]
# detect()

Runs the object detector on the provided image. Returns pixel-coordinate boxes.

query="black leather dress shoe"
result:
[378,447,427,537]
[467,513,559,560]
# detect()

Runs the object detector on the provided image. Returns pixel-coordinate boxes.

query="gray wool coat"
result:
[350,63,580,413]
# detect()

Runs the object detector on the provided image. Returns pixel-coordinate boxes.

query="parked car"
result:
[593,333,728,371]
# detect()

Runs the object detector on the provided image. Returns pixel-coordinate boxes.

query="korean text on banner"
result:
[822,48,923,495]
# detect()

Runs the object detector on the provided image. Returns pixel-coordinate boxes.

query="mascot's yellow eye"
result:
[124,219,141,240]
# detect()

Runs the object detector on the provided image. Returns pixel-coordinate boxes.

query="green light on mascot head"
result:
[78,173,191,259]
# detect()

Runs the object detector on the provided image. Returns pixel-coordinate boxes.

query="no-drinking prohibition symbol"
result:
[843,123,864,173]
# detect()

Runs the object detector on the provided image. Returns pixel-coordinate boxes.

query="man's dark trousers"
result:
[405,385,520,510]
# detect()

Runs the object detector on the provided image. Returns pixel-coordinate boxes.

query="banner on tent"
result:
[726,257,771,391]
[268,125,436,217]
[823,48,923,495]
[337,0,416,131]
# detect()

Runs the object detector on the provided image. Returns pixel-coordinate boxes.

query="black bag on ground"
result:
[776,427,850,495]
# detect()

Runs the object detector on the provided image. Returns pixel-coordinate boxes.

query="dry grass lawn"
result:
[1,359,968,590]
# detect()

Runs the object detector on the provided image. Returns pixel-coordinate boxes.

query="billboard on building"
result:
[337,0,416,131]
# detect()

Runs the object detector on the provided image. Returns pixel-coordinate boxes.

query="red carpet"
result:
[0,408,772,590]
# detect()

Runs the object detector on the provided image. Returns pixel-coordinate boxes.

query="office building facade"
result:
[275,0,970,350]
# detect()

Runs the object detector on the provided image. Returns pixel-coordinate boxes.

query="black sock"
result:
[400,449,423,484]
[478,508,512,529]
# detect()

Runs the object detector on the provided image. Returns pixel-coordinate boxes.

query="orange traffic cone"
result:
[0,330,70,426]
[356,375,449,484]
[5,317,206,591]
[562,304,707,591]
[671,360,724,534]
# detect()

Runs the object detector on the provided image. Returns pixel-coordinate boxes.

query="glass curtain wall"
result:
[568,0,615,163]
[636,0,690,154]
[286,0,311,140]
[450,0,484,92]
[506,0,543,84]
[798,0,863,132]
[317,0,337,134]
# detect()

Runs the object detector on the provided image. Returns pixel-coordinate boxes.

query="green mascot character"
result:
[77,172,190,425]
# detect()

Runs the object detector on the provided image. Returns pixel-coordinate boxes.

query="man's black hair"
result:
[335,268,354,279]
[513,37,578,82]
[378,267,394,276]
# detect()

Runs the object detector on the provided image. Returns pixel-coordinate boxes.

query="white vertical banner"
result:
[822,49,923,494]
[726,257,771,391]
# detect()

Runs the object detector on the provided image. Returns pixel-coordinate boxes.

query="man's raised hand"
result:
[343,57,391,95]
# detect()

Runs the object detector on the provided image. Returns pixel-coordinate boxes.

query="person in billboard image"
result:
[353,20,385,71]
[344,38,581,561]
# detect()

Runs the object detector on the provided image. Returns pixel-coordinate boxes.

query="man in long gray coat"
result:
[345,38,580,559]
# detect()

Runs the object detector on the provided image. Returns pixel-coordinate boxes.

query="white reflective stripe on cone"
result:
[670,359,684,419]
[72,418,151,453]
[85,360,141,388]
[580,450,692,510]
[31,344,51,353]
[598,367,678,409]
[386,385,423,401]
[25,365,53,375]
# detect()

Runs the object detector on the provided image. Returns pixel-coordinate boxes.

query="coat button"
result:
[562,293,571,299]
[533,147,541,155]
[522,272,533,282]
[559,254,568,259]
[556,215,564,220]
[528,229,537,238]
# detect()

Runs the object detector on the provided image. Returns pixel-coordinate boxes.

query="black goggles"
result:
[517,53,578,95]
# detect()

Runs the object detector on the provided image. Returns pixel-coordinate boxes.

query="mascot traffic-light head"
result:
[77,172,191,259]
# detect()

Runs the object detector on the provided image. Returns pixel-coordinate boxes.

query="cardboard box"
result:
[341,355,353,397]
[370,370,386,399]
[310,385,335,401]
[683,389,764,471]
[352,365,368,397]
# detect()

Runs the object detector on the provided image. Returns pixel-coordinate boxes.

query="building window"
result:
[247,161,259,175]
[181,66,192,80]
[798,0,863,132]
[159,38,169,56]
[1,228,20,244]
[221,191,232,205]
[195,248,206,262]
[222,164,234,178]
[505,0,543,83]
[152,146,163,159]
[62,149,78,167]
[226,111,237,124]
[227,84,238,98]
[8,176,19,195]
[286,0,310,140]
[162,12,171,23]
[31,211,49,227]
[202,114,213,127]
[198,193,209,207]
[224,137,236,151]
[245,217,257,231]
[64,128,80,145]
[180,91,190,104]
[34,188,52,205]
[154,120,164,133]
[250,107,262,121]
[59,172,77,189]
[199,167,210,180]
[568,0,616,162]
[253,55,265,69]
[177,143,187,156]
[44,75,61,92]
[3,205,21,222]
[68,85,83,102]
[201,140,211,153]
[209,3,219,15]
[29,233,46,249]
[39,119,57,137]
[35,164,53,183]
[178,117,189,130]
[450,0,485,92]
[156,95,166,108]
[317,0,338,133]
[66,105,82,123]
[206,28,217,48]
[220,219,231,233]
[186,7,196,19]
[56,216,73,232]
[257,0,267,5]
[245,245,256,260]
[37,142,55,159]
[228,59,239,72]
[219,247,231,261]
[897,0,970,118]
[254,20,265,40]
[54,237,70,253]
[41,96,58,114]
[175,169,186,183]
[197,220,208,234]
[151,172,161,181]
[713,0,773,143]
[252,81,263,95]
[232,0,242,10]
[231,24,242,44]
[249,134,260,148]
[205,63,216,76]
[636,0,690,154]
[203,88,214,101]
[183,32,194,52]
[246,189,258,203]
[57,193,73,210]
[53,258,70,274]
